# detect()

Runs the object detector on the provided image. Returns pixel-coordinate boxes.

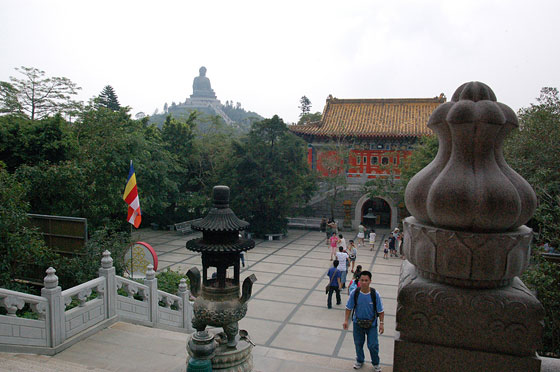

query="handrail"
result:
[0,288,47,304]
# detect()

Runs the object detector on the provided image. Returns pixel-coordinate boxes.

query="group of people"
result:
[325,224,387,371]
[383,228,404,259]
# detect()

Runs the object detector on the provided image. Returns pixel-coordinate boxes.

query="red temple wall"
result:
[313,149,412,179]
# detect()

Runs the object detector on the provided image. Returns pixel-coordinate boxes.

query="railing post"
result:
[144,265,158,326]
[41,267,64,348]
[178,278,193,332]
[99,250,116,319]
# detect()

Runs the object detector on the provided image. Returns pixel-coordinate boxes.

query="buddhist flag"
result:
[123,161,141,228]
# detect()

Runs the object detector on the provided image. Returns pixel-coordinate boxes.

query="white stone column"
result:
[144,265,158,326]
[41,267,65,348]
[98,250,116,318]
[178,278,193,331]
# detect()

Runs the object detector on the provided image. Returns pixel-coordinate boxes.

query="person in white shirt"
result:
[338,234,347,251]
[336,246,349,289]
[369,230,376,251]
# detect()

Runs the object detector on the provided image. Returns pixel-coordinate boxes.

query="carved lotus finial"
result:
[101,250,113,269]
[405,82,537,232]
[43,267,59,289]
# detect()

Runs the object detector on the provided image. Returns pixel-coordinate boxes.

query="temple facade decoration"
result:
[289,94,446,229]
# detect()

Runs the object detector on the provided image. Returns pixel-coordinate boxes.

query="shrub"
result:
[156,268,189,295]
[522,247,560,357]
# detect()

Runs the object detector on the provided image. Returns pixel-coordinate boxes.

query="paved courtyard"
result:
[134,227,401,371]
[0,228,402,372]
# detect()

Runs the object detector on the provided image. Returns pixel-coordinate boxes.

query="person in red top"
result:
[329,232,338,261]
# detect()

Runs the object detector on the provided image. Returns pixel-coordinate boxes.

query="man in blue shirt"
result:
[326,260,342,308]
[343,271,384,371]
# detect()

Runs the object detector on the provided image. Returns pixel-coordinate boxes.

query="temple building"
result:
[289,94,446,229]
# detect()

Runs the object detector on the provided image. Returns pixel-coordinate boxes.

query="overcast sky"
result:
[1,0,559,123]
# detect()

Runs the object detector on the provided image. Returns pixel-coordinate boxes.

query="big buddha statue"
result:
[191,66,217,99]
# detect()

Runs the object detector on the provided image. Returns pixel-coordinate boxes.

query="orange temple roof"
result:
[289,95,446,138]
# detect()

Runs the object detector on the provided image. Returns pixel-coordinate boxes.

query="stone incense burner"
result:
[186,185,256,349]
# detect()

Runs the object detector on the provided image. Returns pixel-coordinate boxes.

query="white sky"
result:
[1,0,559,123]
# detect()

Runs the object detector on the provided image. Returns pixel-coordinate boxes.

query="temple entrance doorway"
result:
[361,197,391,229]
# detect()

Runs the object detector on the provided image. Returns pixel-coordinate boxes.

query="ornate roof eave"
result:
[192,207,249,232]
[186,238,255,253]
[289,129,431,140]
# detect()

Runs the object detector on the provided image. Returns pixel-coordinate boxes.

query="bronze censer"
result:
[186,186,256,370]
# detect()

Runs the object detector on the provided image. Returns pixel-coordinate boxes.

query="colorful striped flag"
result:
[123,161,141,228]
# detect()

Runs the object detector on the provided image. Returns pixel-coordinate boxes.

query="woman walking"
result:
[329,232,338,261]
[357,224,365,246]
[347,240,357,273]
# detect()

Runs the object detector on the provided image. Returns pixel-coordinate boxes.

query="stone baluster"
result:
[144,264,157,325]
[393,82,544,372]
[98,250,117,319]
[178,278,193,331]
[41,267,65,348]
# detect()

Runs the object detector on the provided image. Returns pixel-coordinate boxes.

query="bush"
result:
[54,226,130,289]
[156,268,189,295]
[522,247,560,357]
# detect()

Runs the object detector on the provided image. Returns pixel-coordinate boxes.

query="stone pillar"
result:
[393,82,544,372]
[144,264,158,325]
[178,278,193,332]
[41,267,65,348]
[99,250,117,318]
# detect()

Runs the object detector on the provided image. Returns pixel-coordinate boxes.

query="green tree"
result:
[0,81,23,115]
[401,135,439,186]
[317,137,352,220]
[504,87,560,247]
[297,111,322,125]
[299,95,311,117]
[0,166,51,290]
[228,115,316,235]
[0,114,77,172]
[96,85,121,111]
[3,66,81,121]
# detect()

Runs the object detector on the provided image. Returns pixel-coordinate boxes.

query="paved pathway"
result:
[0,228,402,372]
[134,227,401,371]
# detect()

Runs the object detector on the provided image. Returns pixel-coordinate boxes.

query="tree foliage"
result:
[0,114,76,172]
[0,81,23,115]
[2,66,81,121]
[504,87,560,247]
[299,95,311,117]
[317,137,352,220]
[227,115,316,235]
[0,167,51,291]
[96,85,121,111]
[297,111,322,125]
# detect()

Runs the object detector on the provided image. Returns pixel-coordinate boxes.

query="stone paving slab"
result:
[1,228,398,372]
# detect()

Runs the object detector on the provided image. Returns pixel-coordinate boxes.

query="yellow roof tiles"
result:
[289,96,445,138]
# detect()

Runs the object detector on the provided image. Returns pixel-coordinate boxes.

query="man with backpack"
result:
[343,271,384,371]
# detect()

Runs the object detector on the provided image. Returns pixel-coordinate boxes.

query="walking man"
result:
[343,271,384,371]
[326,260,342,309]
[336,246,349,289]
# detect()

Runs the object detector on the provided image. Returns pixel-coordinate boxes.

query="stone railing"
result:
[0,250,194,355]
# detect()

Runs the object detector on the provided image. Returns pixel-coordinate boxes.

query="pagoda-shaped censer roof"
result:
[186,185,254,253]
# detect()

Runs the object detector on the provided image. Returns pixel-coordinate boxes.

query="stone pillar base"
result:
[394,338,541,372]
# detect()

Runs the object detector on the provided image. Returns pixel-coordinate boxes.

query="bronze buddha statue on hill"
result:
[191,66,217,99]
